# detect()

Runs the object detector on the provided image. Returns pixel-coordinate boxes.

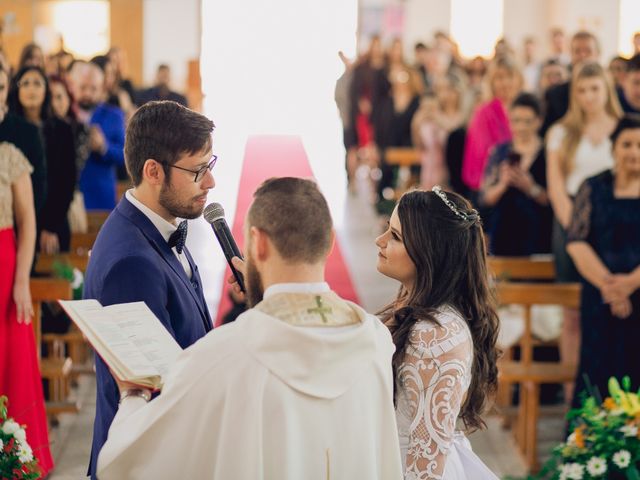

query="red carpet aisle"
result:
[215,135,360,325]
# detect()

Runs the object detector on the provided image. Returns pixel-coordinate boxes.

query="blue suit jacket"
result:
[83,196,213,478]
[79,103,125,210]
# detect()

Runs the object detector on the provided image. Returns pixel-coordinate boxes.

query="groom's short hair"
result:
[248,177,333,263]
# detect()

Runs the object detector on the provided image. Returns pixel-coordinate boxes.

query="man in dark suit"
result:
[540,31,600,136]
[136,64,188,107]
[83,100,216,478]
[72,62,126,210]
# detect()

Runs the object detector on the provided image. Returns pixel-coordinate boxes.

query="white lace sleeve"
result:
[399,313,473,480]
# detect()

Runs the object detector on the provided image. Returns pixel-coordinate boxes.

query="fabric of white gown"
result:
[396,306,499,480]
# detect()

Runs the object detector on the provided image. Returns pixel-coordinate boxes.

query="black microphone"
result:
[204,203,246,293]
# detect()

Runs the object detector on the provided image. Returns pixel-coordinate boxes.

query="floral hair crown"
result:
[432,186,480,224]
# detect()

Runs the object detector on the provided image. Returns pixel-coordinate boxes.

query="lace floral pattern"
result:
[396,307,473,479]
[567,180,593,243]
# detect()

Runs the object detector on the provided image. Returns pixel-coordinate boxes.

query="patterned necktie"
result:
[168,220,188,254]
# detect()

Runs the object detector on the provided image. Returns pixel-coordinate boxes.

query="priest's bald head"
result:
[244,177,335,306]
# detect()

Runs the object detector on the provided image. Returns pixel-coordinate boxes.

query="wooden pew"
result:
[488,256,556,411]
[35,252,93,381]
[86,210,110,234]
[384,148,421,167]
[116,180,131,203]
[70,232,98,255]
[34,253,89,275]
[488,256,555,281]
[30,278,80,416]
[496,282,581,471]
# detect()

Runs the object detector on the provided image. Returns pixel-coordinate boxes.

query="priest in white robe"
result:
[97,177,403,479]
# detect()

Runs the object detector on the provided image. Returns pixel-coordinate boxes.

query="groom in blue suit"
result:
[83,101,217,478]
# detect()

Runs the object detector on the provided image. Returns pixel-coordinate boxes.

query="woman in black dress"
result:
[480,93,552,255]
[8,66,76,253]
[567,115,640,407]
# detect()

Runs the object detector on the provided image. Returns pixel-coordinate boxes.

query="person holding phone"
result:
[479,93,552,255]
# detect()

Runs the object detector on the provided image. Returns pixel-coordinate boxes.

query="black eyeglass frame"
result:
[161,155,217,182]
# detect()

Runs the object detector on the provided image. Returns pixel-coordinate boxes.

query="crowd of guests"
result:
[0,40,189,476]
[337,29,640,408]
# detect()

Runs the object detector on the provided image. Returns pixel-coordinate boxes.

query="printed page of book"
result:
[59,300,182,386]
[103,302,182,377]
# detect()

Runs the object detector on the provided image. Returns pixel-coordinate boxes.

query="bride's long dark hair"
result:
[379,189,500,431]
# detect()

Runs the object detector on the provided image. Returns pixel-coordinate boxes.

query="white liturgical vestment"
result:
[97,286,403,479]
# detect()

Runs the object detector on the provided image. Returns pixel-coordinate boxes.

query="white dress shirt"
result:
[125,190,192,278]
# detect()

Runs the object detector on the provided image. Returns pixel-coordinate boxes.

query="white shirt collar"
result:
[126,189,179,243]
[264,282,330,299]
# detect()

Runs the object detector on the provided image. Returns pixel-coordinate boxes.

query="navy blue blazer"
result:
[83,196,213,478]
[79,103,125,210]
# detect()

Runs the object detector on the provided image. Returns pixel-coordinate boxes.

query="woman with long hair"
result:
[413,72,469,190]
[8,66,77,253]
[374,65,423,208]
[546,61,622,401]
[0,137,54,475]
[376,187,500,479]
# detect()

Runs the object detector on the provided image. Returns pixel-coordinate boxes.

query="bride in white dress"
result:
[376,186,500,480]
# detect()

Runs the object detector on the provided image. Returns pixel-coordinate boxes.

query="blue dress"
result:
[567,170,640,406]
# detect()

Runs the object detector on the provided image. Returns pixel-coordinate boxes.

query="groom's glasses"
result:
[163,155,217,182]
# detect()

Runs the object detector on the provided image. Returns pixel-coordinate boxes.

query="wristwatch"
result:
[528,184,543,198]
[120,388,152,403]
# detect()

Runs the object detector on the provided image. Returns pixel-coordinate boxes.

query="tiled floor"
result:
[47,172,565,479]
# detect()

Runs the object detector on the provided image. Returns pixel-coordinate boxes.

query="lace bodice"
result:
[396,307,473,480]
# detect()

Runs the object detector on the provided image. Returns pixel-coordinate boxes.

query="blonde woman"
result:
[412,73,469,189]
[462,56,523,193]
[546,61,622,401]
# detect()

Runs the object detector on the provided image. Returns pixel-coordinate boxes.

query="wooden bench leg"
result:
[524,381,540,472]
[515,381,527,451]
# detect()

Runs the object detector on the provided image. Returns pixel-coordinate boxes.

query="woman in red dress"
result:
[0,129,54,474]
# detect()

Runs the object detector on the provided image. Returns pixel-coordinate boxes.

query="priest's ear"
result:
[249,226,270,261]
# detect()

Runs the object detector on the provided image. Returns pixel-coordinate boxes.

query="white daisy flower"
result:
[586,456,607,477]
[17,442,33,463]
[559,462,585,480]
[613,450,631,469]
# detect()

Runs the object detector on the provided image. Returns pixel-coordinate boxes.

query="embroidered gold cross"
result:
[307,296,333,323]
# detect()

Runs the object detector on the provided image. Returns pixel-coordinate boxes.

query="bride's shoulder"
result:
[407,307,471,356]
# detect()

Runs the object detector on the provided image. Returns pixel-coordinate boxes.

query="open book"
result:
[59,299,182,390]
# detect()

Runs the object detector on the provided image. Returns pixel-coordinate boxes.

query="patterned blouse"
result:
[0,142,33,230]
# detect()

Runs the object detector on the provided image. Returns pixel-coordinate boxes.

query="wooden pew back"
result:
[488,256,555,281]
[30,278,73,360]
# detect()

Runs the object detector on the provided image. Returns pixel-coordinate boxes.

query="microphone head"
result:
[204,202,225,224]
